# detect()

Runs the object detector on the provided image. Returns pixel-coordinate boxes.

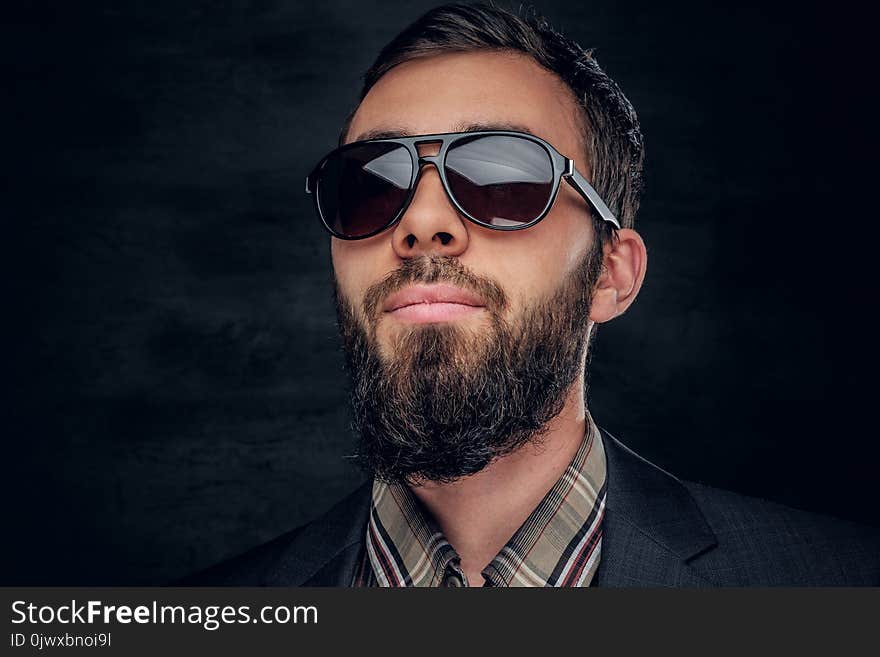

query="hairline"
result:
[338,48,593,167]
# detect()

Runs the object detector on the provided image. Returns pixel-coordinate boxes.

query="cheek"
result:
[480,215,591,309]
[331,238,395,311]
[470,249,560,323]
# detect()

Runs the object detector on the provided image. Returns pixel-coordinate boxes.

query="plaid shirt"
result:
[352,414,607,587]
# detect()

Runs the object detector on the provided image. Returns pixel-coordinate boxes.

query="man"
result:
[187,3,880,586]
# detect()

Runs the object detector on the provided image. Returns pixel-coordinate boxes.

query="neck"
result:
[408,372,588,587]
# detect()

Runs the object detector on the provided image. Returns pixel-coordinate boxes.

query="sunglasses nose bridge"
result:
[414,155,445,186]
[412,154,460,215]
[417,154,442,168]
[411,155,447,200]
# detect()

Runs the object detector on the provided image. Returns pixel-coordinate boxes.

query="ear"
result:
[589,228,648,324]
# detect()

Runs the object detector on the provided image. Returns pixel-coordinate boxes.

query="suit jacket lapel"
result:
[268,428,720,587]
[593,428,719,586]
[264,481,372,586]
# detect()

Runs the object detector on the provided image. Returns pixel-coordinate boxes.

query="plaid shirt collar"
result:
[361,413,607,587]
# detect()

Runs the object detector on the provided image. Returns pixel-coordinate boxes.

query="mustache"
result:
[362,255,509,323]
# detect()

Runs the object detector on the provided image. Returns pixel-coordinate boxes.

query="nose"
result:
[390,156,469,260]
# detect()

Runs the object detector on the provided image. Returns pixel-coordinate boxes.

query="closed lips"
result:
[383,284,485,312]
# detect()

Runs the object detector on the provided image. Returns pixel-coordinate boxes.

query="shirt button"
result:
[442,572,464,587]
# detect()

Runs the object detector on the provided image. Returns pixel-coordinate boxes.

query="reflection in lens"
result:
[445,135,554,226]
[317,143,413,238]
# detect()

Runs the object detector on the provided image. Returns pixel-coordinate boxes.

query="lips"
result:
[383,284,485,312]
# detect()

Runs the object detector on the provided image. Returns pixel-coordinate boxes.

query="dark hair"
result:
[340,2,645,242]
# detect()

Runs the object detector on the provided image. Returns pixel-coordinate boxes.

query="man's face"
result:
[332,51,605,483]
[334,51,598,353]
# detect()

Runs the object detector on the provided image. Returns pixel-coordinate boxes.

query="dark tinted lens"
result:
[444,135,554,227]
[316,143,413,238]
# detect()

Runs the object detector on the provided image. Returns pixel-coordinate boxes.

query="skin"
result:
[332,50,647,586]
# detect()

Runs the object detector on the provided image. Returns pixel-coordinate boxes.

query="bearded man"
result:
[186,3,880,587]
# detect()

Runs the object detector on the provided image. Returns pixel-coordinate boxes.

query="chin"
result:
[381,319,490,368]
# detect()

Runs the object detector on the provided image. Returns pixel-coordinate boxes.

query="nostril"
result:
[404,232,452,249]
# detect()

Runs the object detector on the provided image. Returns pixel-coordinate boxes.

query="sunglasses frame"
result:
[305,130,620,241]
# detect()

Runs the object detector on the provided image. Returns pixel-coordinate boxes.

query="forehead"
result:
[347,51,585,158]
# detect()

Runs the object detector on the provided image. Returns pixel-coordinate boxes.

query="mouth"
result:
[382,283,486,324]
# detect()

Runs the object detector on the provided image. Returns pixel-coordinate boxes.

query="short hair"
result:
[340,2,646,244]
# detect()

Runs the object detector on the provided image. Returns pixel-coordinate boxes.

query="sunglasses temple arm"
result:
[564,166,621,230]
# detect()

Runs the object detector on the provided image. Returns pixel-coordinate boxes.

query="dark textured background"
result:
[5,0,876,584]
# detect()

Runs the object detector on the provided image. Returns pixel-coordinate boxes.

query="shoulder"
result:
[178,482,372,586]
[598,427,880,586]
[683,480,880,585]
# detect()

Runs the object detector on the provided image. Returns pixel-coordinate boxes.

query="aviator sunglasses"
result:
[305,130,620,240]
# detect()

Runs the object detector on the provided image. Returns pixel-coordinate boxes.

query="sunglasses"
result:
[305,130,619,240]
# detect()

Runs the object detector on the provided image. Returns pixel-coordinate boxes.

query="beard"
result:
[334,243,604,485]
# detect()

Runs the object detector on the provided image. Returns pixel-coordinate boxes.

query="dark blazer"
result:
[184,428,880,586]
